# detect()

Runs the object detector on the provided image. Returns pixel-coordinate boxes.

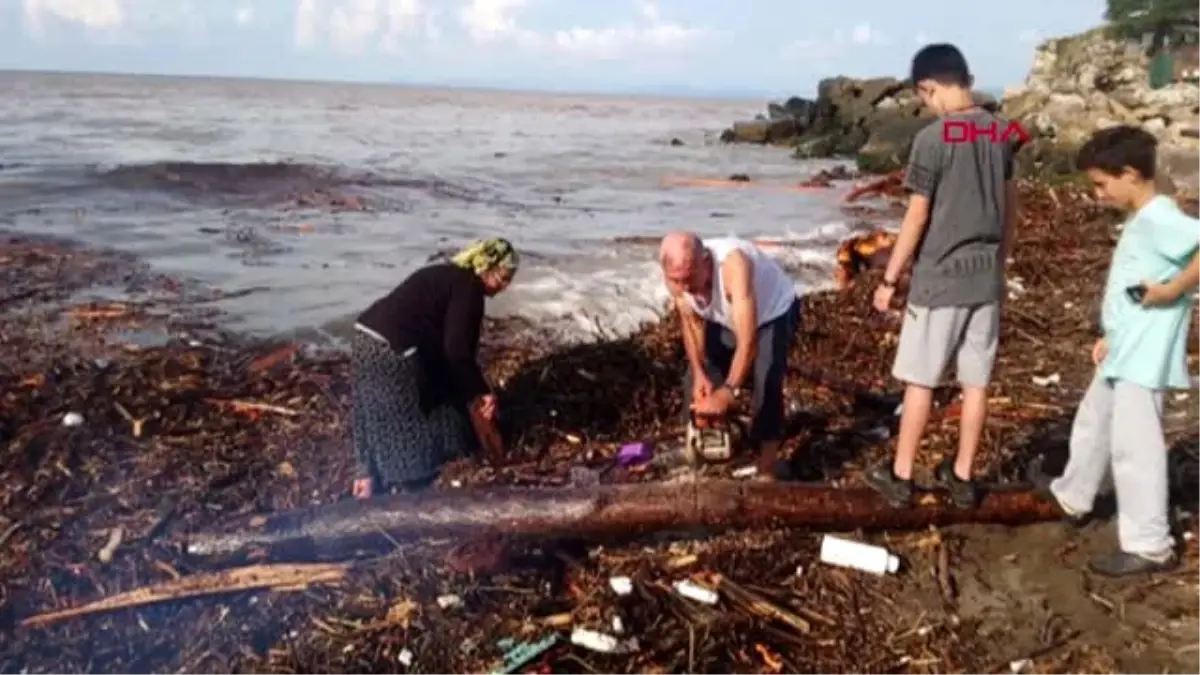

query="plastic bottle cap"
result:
[886,554,900,573]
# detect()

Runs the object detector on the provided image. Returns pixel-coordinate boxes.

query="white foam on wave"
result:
[490,219,855,341]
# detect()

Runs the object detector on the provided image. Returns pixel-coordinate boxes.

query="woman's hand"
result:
[469,405,505,466]
[352,477,374,500]
[478,393,498,421]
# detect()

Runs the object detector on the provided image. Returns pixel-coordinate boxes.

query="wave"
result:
[82,160,521,212]
[84,160,608,215]
[1,158,641,220]
[95,161,341,195]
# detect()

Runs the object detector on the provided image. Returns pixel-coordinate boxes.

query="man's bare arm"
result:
[675,296,706,377]
[1001,180,1019,266]
[723,251,757,389]
[882,194,932,283]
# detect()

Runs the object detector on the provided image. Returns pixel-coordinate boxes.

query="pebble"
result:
[398,648,414,667]
[673,579,719,605]
[732,466,759,479]
[570,628,636,654]
[609,576,633,596]
[61,412,84,427]
[860,425,891,441]
[1031,373,1061,387]
[436,594,462,610]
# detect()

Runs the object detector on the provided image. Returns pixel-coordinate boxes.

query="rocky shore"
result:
[2,175,1198,673]
[721,26,1200,190]
[721,78,997,174]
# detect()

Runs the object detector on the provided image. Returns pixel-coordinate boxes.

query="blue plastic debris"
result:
[491,634,560,674]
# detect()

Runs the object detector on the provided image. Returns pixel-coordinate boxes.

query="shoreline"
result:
[2,179,1198,673]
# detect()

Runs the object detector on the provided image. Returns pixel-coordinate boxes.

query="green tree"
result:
[1105,0,1197,51]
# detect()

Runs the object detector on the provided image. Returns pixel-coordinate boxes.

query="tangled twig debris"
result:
[0,182,1196,674]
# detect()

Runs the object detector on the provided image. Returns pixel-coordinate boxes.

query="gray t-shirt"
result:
[904,109,1014,308]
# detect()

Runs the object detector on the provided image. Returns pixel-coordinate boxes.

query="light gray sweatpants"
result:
[1050,372,1173,557]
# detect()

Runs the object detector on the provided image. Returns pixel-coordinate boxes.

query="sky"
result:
[2,0,1109,97]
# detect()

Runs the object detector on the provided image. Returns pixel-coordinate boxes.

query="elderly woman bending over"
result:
[350,238,518,498]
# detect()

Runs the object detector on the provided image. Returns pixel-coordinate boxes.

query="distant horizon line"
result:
[0,66,783,101]
[0,66,1010,102]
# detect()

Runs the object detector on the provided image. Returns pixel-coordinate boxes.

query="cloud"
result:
[328,0,386,54]
[380,0,438,52]
[295,0,319,47]
[294,0,435,53]
[23,0,207,44]
[779,22,890,61]
[849,23,888,46]
[458,0,707,59]
[23,0,125,39]
[458,0,528,43]
[235,4,255,27]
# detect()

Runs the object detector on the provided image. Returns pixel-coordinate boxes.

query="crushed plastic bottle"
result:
[819,535,900,575]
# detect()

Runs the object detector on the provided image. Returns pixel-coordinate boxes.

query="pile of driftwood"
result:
[2,181,1197,674]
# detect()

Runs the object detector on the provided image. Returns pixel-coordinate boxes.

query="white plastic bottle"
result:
[819,535,900,575]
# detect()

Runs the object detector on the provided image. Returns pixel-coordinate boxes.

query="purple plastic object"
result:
[617,442,653,467]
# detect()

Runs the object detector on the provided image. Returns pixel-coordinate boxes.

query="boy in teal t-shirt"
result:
[1036,126,1198,577]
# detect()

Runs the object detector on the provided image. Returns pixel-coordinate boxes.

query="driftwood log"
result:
[186,479,1062,561]
[21,563,349,628]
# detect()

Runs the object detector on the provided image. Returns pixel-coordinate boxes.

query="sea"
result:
[0,71,868,346]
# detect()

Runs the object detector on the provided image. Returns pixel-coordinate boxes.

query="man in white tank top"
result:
[659,231,801,477]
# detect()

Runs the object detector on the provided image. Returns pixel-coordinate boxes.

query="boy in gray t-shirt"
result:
[865,43,1020,509]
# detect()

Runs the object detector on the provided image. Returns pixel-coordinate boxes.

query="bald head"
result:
[659,231,710,297]
[659,231,702,270]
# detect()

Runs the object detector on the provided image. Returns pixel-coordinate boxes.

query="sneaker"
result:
[1025,456,1091,528]
[1087,550,1178,577]
[863,462,913,508]
[934,459,979,509]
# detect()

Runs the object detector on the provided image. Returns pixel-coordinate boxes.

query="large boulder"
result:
[720,77,911,155]
[721,95,817,145]
[783,96,817,127]
[856,118,937,174]
[791,133,842,159]
[720,117,798,144]
[1012,139,1080,179]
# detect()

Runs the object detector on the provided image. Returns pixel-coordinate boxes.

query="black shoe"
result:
[864,462,913,508]
[1025,456,1091,528]
[1087,550,1178,578]
[934,459,979,509]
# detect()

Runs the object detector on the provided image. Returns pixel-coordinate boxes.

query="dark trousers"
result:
[682,300,800,444]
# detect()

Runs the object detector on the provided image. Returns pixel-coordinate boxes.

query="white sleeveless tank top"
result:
[683,237,797,329]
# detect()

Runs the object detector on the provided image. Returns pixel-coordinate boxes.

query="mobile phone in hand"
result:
[1125,284,1147,303]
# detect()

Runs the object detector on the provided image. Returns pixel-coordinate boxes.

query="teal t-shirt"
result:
[1100,195,1199,390]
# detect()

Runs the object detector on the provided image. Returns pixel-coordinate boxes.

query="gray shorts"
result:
[891,302,999,388]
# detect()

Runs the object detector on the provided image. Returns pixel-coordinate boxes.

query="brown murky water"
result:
[0,71,862,344]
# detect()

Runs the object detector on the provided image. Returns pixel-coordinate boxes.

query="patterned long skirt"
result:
[350,327,472,491]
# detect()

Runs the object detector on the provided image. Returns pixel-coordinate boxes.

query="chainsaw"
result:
[683,412,745,465]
